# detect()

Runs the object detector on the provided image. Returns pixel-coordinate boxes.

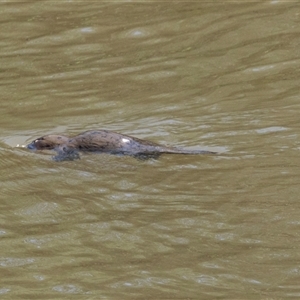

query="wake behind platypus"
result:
[27,130,216,161]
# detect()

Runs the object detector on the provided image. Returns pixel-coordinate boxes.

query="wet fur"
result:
[27,130,216,161]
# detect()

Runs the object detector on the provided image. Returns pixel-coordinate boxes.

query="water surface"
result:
[1,2,300,299]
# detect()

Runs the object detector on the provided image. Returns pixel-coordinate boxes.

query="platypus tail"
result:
[159,147,217,155]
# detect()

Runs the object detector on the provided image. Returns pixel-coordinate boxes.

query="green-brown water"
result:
[1,2,300,299]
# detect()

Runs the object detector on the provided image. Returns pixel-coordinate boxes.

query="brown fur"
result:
[27,130,216,160]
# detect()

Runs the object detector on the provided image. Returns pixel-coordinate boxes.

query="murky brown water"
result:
[1,1,300,298]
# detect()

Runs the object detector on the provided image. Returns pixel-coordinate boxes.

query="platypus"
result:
[27,130,216,161]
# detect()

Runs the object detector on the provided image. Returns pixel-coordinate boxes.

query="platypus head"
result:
[27,135,70,150]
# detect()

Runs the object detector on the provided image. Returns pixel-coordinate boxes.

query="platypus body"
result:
[27,130,216,161]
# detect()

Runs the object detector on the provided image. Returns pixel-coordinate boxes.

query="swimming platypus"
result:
[27,130,216,161]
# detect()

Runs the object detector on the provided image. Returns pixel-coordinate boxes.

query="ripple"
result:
[118,27,153,39]
[52,284,83,294]
[255,126,288,134]
[0,257,35,267]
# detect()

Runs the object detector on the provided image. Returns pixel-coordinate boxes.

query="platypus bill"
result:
[27,130,216,161]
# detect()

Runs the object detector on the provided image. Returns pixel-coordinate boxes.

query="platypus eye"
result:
[33,139,52,149]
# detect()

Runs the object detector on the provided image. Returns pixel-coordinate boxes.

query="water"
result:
[1,2,300,298]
